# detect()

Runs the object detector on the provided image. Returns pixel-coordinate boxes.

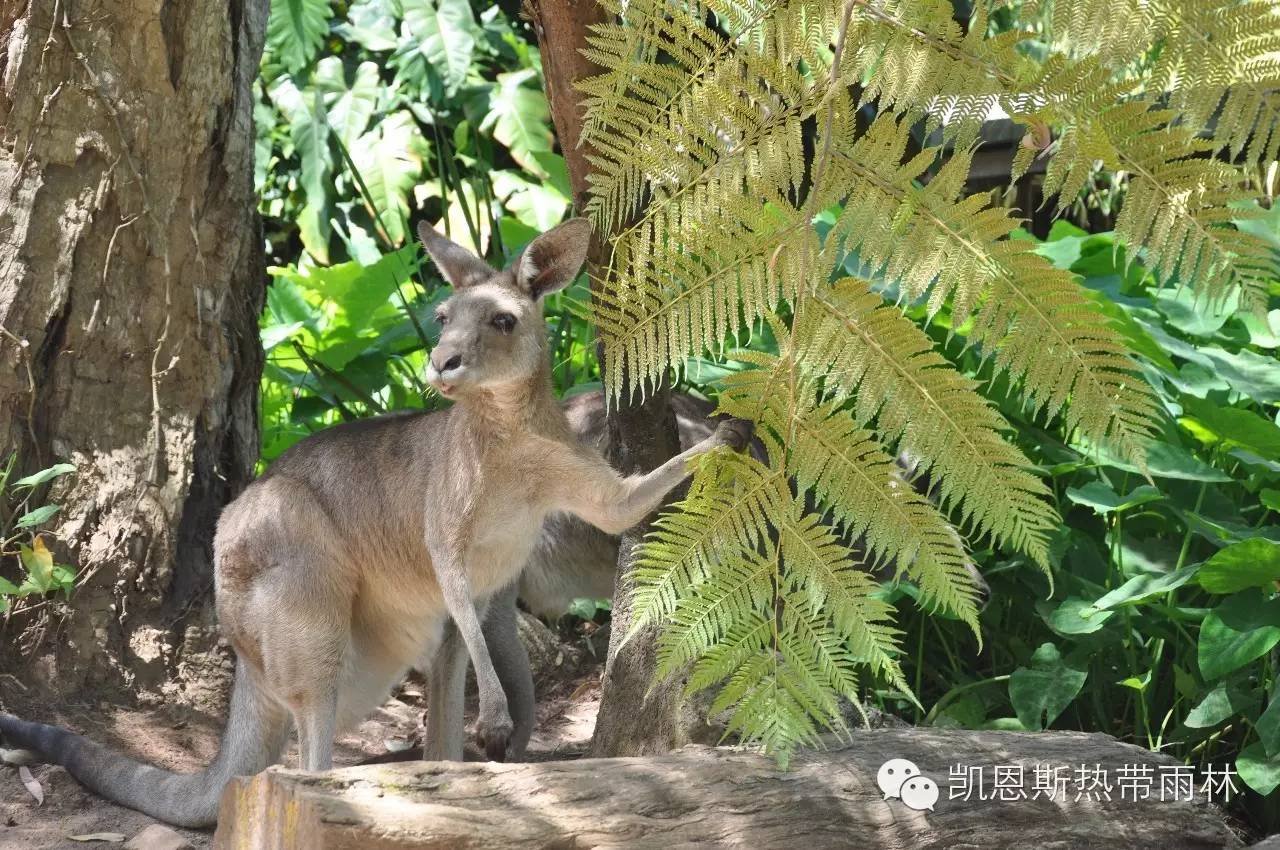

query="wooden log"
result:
[213,729,1243,850]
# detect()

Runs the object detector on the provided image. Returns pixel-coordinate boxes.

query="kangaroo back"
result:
[0,663,289,828]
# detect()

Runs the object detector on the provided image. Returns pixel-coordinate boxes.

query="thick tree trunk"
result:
[213,730,1243,849]
[528,0,696,756]
[0,0,268,700]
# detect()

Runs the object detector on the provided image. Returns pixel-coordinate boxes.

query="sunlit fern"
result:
[1024,0,1280,167]
[577,0,1273,762]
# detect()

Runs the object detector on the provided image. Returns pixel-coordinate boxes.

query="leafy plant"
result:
[894,220,1280,822]
[255,0,597,462]
[0,456,77,615]
[577,0,1279,767]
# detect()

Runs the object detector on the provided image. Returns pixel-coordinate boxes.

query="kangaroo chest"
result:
[463,488,547,595]
[426,434,557,599]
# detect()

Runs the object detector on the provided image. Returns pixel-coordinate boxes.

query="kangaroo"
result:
[468,391,727,758]
[0,218,752,828]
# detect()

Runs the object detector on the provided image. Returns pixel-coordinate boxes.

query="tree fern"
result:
[580,0,1272,762]
[1027,0,1280,167]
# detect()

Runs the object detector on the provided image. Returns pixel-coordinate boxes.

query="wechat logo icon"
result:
[877,758,940,812]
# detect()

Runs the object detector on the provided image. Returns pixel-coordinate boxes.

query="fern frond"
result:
[592,197,817,398]
[822,114,1161,464]
[1036,0,1280,165]
[629,451,788,636]
[712,649,825,763]
[1030,56,1276,310]
[656,543,778,677]
[842,0,1035,145]
[797,278,1058,564]
[717,346,984,630]
[777,509,909,692]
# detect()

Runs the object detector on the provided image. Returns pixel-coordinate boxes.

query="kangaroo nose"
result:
[438,353,462,373]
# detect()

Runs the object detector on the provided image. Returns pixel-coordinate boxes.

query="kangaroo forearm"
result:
[597,438,719,532]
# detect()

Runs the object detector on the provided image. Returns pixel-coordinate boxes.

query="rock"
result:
[124,823,192,850]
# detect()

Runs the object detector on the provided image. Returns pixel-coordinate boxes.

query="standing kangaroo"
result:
[0,218,751,828]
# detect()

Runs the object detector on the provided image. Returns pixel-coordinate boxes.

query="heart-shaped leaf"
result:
[1238,741,1280,795]
[1198,538,1280,594]
[1009,643,1087,731]
[1198,591,1280,681]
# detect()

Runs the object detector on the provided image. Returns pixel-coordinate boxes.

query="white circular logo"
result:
[876,758,921,799]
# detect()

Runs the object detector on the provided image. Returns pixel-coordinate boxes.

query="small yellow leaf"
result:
[19,537,54,591]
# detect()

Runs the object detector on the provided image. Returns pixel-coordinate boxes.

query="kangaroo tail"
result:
[0,663,288,828]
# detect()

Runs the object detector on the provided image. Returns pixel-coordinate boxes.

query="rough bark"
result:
[0,0,268,701]
[213,730,1244,849]
[527,0,694,756]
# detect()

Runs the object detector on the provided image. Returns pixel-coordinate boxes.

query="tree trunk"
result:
[528,0,697,756]
[213,729,1244,849]
[0,0,269,701]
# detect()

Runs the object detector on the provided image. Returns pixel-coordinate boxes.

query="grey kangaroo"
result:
[0,218,752,828]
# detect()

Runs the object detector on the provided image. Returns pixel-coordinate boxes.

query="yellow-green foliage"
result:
[579,0,1279,761]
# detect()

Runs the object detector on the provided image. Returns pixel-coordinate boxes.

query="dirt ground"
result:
[0,616,605,850]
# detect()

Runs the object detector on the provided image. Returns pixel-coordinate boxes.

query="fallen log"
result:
[214,729,1244,849]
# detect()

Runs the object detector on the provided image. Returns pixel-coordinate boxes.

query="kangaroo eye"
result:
[435,312,449,326]
[491,312,516,333]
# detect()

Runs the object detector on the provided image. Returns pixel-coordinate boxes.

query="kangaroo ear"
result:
[417,221,493,289]
[515,218,591,300]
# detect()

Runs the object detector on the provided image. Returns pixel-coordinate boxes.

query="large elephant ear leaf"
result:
[267,0,335,73]
[482,69,554,178]
[402,0,479,96]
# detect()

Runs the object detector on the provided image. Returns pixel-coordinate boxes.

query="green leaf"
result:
[51,565,75,593]
[1091,563,1200,610]
[1198,539,1280,595]
[1238,309,1280,349]
[317,58,380,148]
[12,463,76,489]
[492,170,569,231]
[1065,481,1163,515]
[1152,287,1238,337]
[336,0,400,52]
[1263,489,1280,513]
[0,576,20,595]
[482,69,553,177]
[266,0,334,73]
[351,111,428,246]
[1078,436,1231,482]
[1195,347,1280,405]
[274,245,419,351]
[269,77,333,263]
[403,0,477,96]
[1184,678,1261,729]
[261,320,306,352]
[1009,643,1087,730]
[15,504,60,529]
[1238,742,1280,796]
[1080,288,1177,372]
[1198,591,1280,681]
[1258,691,1280,756]
[1043,596,1114,636]
[1181,398,1280,462]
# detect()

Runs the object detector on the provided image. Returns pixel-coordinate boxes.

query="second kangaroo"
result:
[0,217,751,828]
